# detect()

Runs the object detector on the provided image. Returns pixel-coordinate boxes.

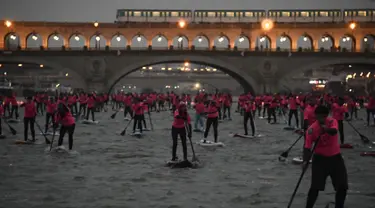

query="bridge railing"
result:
[2,45,374,53]
[1,47,374,58]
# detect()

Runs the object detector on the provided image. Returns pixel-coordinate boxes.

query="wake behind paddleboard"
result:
[197,140,224,147]
[292,157,312,164]
[81,120,99,125]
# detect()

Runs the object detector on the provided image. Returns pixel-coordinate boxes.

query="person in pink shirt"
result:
[304,105,348,208]
[123,94,133,119]
[55,103,76,150]
[366,94,375,126]
[20,97,37,142]
[78,93,87,117]
[267,97,278,124]
[171,103,192,162]
[85,94,96,121]
[287,94,299,128]
[243,100,256,136]
[331,97,348,144]
[193,99,205,131]
[44,96,57,134]
[132,98,145,134]
[203,100,219,143]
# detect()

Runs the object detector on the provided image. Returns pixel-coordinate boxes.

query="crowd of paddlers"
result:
[1,90,374,208]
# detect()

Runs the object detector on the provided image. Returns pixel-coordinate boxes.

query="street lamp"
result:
[349,22,356,51]
[4,20,12,28]
[260,19,274,50]
[178,20,186,28]
[94,21,99,27]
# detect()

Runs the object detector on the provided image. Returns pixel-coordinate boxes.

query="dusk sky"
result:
[0,0,374,22]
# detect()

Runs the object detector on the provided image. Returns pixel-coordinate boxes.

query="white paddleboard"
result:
[229,133,264,138]
[124,117,131,121]
[81,120,99,124]
[292,157,312,164]
[197,139,224,147]
[39,132,60,136]
[130,132,143,136]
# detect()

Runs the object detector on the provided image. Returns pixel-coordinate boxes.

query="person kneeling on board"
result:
[171,103,192,163]
[20,97,37,142]
[303,105,348,208]
[54,103,76,150]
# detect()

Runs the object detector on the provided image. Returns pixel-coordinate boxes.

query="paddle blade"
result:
[9,126,17,135]
[120,129,126,136]
[110,112,117,119]
[360,134,370,144]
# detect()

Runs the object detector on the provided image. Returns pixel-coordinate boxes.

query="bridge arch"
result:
[0,56,87,89]
[107,55,258,94]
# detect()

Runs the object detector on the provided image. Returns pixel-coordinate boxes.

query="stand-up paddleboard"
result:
[229,133,264,138]
[292,157,312,164]
[39,132,60,136]
[283,126,296,131]
[81,119,99,125]
[197,139,224,147]
[143,128,151,132]
[258,116,265,119]
[193,129,204,133]
[130,132,143,137]
[51,145,69,153]
[360,151,375,157]
[340,143,354,149]
[14,140,44,145]
[0,134,6,139]
[7,119,20,123]
[124,117,131,121]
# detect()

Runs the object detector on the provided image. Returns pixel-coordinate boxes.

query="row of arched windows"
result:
[3,32,375,51]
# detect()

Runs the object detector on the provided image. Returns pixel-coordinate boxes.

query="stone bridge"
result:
[1,50,375,93]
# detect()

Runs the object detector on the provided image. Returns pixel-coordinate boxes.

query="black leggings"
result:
[223,106,231,119]
[124,106,133,118]
[36,102,44,114]
[171,126,187,160]
[86,107,95,120]
[288,109,299,127]
[45,112,54,133]
[267,107,276,123]
[244,111,255,136]
[68,103,78,115]
[338,120,344,144]
[24,117,35,141]
[58,124,75,150]
[0,118,2,135]
[204,117,218,142]
[262,104,269,117]
[349,107,357,119]
[132,114,144,133]
[10,105,19,119]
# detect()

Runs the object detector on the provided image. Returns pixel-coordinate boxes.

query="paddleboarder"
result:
[171,103,192,162]
[303,105,348,208]
[20,97,37,142]
[55,103,76,150]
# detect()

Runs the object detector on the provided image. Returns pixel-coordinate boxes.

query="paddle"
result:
[35,120,51,144]
[287,135,322,208]
[346,120,370,144]
[3,119,17,135]
[278,134,304,161]
[49,125,57,152]
[120,117,133,136]
[185,122,199,162]
[110,110,119,119]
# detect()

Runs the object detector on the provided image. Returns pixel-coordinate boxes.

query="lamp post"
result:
[261,19,274,51]
[349,22,356,52]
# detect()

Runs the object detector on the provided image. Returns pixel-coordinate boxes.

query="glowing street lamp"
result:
[198,37,202,42]
[261,19,274,32]
[53,35,59,41]
[32,35,38,40]
[137,36,142,42]
[94,21,99,28]
[184,62,189,67]
[349,22,356,30]
[95,36,101,41]
[239,37,245,42]
[195,83,200,88]
[157,36,162,42]
[178,20,186,28]
[116,36,121,42]
[74,35,80,41]
[4,20,12,28]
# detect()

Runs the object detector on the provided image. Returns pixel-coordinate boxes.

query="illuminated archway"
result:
[193,35,209,50]
[69,34,86,49]
[107,56,258,94]
[90,34,106,50]
[110,34,127,49]
[4,32,20,50]
[213,35,229,50]
[172,35,189,49]
[47,33,64,49]
[26,33,42,49]
[151,35,168,49]
[255,35,271,51]
[318,34,334,51]
[296,34,313,51]
[361,35,375,52]
[234,35,250,50]
[276,35,292,51]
